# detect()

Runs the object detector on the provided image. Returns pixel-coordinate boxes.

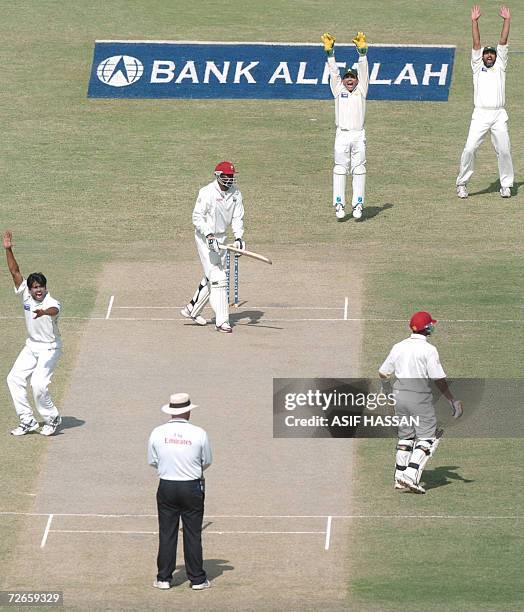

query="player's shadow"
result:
[338,202,393,222]
[55,416,85,434]
[230,309,283,330]
[171,558,234,586]
[469,179,523,196]
[422,465,474,490]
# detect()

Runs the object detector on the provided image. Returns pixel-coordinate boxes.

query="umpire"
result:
[148,392,212,590]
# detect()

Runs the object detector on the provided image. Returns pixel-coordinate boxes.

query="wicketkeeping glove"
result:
[449,399,463,419]
[352,31,368,55]
[321,32,336,56]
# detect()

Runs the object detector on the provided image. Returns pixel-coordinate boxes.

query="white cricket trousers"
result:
[333,127,366,208]
[456,108,514,188]
[7,342,61,424]
[195,232,227,278]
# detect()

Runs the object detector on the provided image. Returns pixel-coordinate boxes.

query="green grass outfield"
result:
[1,1,523,608]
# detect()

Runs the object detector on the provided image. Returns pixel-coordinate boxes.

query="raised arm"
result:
[471,5,482,50]
[3,231,23,289]
[321,33,341,96]
[353,31,369,96]
[499,5,510,45]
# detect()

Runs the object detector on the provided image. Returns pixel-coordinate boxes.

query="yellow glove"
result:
[321,32,336,55]
[352,31,368,55]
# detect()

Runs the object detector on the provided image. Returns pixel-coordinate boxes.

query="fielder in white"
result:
[181,161,245,334]
[456,5,514,199]
[3,230,62,436]
[379,311,463,494]
[321,31,369,220]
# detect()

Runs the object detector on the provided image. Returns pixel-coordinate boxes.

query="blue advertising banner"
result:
[88,41,455,101]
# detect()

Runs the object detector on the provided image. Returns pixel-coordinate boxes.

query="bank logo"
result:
[89,42,455,100]
[97,55,144,87]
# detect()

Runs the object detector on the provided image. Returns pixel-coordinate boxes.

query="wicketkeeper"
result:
[181,161,245,334]
[379,312,463,494]
[321,31,369,220]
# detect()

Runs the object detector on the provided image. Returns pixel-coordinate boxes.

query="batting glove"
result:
[321,32,336,56]
[233,237,245,251]
[206,235,220,254]
[449,399,463,419]
[352,31,368,55]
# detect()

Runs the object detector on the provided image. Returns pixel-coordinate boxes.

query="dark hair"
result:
[27,272,47,288]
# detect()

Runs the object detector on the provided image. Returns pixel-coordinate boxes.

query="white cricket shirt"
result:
[379,334,446,393]
[192,180,244,239]
[327,55,369,131]
[148,419,213,481]
[16,279,62,349]
[472,44,508,110]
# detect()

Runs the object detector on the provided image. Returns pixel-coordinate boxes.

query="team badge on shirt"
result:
[24,304,30,311]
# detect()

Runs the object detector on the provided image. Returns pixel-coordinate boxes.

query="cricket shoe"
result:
[398,474,425,494]
[394,477,409,491]
[11,419,39,436]
[216,323,233,334]
[394,482,408,491]
[335,204,346,219]
[40,415,62,437]
[500,187,511,198]
[152,580,171,590]
[352,203,363,219]
[456,184,468,199]
[191,579,211,590]
[181,306,207,326]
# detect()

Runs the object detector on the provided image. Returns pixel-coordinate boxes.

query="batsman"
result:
[181,161,245,334]
[321,31,369,220]
[379,312,464,494]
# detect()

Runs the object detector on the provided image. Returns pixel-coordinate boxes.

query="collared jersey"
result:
[192,180,244,239]
[16,279,62,348]
[148,419,213,481]
[327,55,369,131]
[379,334,446,392]
[472,44,508,109]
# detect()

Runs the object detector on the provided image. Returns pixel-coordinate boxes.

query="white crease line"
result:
[105,295,115,320]
[113,306,343,310]
[40,514,53,548]
[0,315,521,324]
[51,529,325,535]
[343,297,349,321]
[2,511,523,519]
[325,516,332,551]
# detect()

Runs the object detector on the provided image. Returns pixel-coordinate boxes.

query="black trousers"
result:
[156,479,206,585]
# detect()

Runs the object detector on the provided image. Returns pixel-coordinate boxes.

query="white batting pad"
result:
[333,165,346,207]
[190,276,210,316]
[209,269,229,327]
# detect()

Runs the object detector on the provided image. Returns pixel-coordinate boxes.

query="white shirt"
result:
[148,419,212,481]
[379,334,446,393]
[327,55,369,131]
[16,279,62,349]
[192,180,244,239]
[472,45,508,110]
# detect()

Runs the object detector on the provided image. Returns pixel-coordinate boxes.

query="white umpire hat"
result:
[161,392,198,415]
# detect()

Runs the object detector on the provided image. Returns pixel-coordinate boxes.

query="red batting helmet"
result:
[214,161,237,188]
[409,311,437,332]
[215,161,237,175]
